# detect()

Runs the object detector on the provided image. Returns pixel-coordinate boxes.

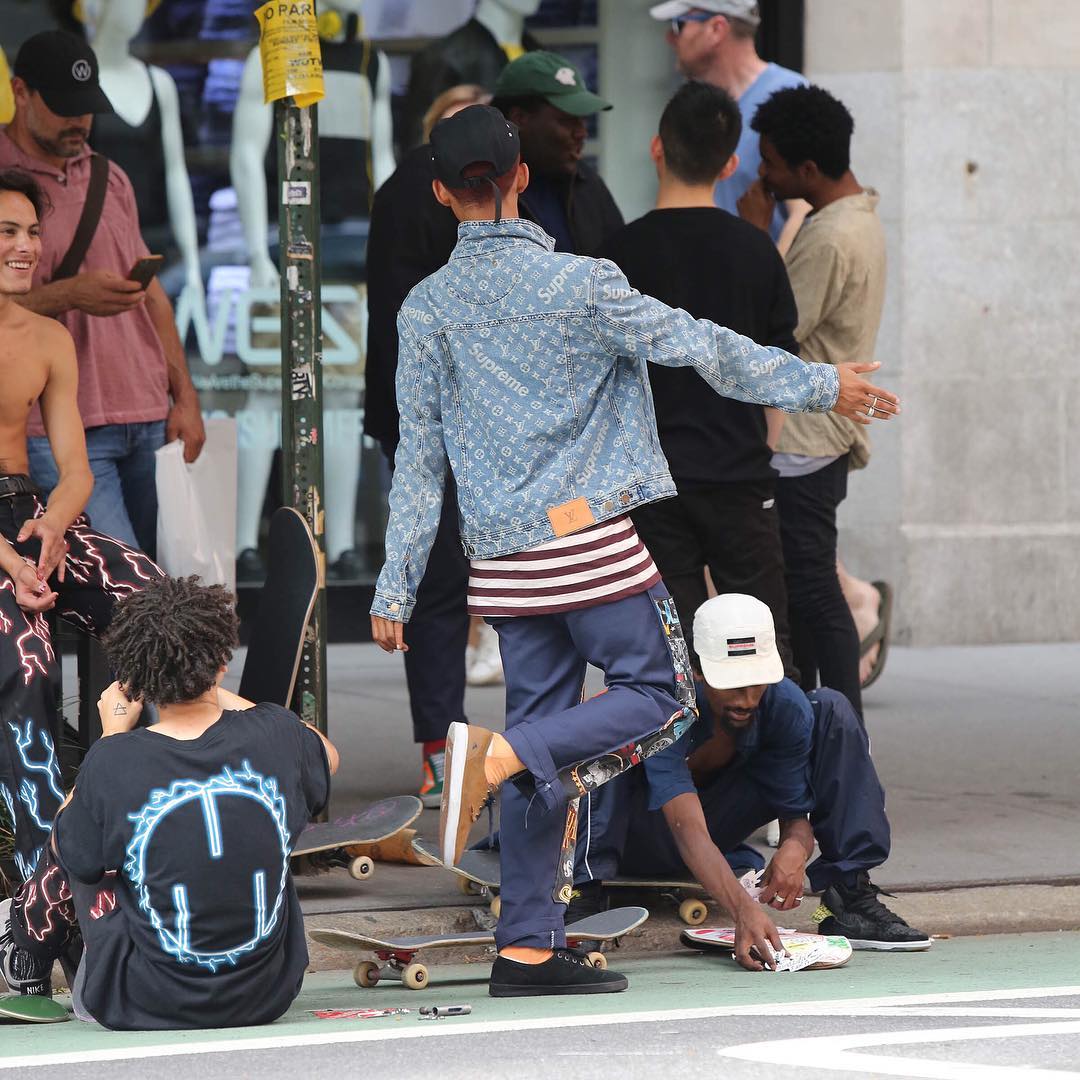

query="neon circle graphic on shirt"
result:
[125,761,291,972]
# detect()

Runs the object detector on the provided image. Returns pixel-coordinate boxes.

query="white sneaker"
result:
[466,622,504,686]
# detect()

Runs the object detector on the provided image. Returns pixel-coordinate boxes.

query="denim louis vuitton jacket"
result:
[372,219,839,622]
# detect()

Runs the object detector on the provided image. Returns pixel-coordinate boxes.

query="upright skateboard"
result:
[292,796,423,881]
[311,906,649,990]
[238,506,319,707]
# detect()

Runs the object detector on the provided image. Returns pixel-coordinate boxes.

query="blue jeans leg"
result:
[28,423,164,556]
[805,688,891,891]
[491,585,688,950]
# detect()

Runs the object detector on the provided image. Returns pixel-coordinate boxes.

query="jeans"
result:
[28,421,166,558]
[775,455,862,717]
[632,478,796,679]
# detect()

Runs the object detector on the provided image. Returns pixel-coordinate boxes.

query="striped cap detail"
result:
[727,636,757,658]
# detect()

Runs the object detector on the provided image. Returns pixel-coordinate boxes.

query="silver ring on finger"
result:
[865,401,875,417]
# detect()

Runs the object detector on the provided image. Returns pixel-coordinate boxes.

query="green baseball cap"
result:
[493,51,612,117]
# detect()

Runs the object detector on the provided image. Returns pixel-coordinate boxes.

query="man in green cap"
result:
[364,52,624,805]
[490,51,623,254]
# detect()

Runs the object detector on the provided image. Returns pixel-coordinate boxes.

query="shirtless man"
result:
[0,168,162,886]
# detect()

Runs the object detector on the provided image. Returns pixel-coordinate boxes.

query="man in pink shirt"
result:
[0,31,204,557]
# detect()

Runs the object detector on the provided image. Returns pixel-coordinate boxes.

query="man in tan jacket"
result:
[738,84,885,719]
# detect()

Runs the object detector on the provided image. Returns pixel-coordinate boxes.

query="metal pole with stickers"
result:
[258,1,328,736]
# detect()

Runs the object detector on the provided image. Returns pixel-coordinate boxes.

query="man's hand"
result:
[16,516,69,583]
[166,396,207,463]
[98,681,143,735]
[370,616,407,653]
[733,900,785,972]
[737,180,776,233]
[69,270,147,317]
[11,561,57,613]
[832,362,901,425]
[758,842,807,912]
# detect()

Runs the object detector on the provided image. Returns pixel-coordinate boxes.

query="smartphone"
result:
[128,254,165,289]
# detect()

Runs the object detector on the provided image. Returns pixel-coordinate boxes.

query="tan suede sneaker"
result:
[440,722,496,866]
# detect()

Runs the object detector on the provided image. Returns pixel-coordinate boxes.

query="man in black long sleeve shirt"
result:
[364,52,623,801]
[600,81,797,672]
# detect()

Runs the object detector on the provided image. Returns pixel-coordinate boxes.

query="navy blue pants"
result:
[576,688,890,893]
[490,584,691,951]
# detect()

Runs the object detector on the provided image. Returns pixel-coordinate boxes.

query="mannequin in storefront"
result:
[401,0,541,150]
[83,0,205,319]
[229,0,395,580]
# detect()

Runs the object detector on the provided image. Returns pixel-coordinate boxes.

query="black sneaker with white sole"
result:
[812,872,932,951]
[0,898,52,996]
[489,948,629,997]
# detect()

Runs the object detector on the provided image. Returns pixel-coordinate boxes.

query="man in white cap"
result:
[648,2,808,248]
[573,594,931,957]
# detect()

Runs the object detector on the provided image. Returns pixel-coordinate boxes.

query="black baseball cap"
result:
[14,31,114,117]
[430,105,521,221]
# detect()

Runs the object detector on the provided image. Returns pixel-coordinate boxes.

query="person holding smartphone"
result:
[0,31,204,559]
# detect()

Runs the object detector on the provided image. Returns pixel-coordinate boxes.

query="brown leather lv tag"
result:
[547,497,596,538]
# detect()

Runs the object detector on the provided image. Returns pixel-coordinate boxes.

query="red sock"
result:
[422,739,446,757]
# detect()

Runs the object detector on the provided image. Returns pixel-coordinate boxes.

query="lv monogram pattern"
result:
[373,219,838,621]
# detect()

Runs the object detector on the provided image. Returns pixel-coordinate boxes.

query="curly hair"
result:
[0,169,51,222]
[750,85,854,180]
[101,576,240,706]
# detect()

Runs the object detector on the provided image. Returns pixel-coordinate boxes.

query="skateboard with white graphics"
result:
[681,927,853,970]
[310,906,649,990]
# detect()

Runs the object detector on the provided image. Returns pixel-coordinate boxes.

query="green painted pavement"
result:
[4,932,1080,1061]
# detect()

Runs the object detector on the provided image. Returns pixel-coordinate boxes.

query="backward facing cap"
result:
[693,594,784,690]
[13,31,114,116]
[430,105,520,222]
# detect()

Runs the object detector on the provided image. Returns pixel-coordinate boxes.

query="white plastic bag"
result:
[155,418,237,592]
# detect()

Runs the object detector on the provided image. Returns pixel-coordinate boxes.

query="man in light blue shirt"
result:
[650,1,808,247]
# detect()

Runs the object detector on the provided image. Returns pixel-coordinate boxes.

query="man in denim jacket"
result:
[370,106,898,997]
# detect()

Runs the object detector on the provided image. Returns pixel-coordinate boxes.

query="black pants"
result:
[631,479,795,678]
[381,444,469,744]
[775,456,862,717]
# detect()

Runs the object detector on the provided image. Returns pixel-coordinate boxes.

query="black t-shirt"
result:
[55,703,330,1031]
[599,208,799,484]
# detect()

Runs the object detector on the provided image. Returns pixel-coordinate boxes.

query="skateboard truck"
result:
[354,949,430,990]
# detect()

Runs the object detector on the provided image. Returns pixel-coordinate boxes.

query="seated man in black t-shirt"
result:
[600,80,799,678]
[0,576,339,1030]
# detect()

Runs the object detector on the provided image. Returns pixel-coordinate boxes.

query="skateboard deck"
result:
[238,507,319,708]
[293,797,423,881]
[0,995,70,1023]
[417,841,712,927]
[351,828,440,867]
[681,927,853,971]
[311,906,648,990]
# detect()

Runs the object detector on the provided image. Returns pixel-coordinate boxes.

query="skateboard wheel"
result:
[353,960,380,988]
[586,951,607,970]
[349,856,375,881]
[402,963,428,990]
[458,876,479,896]
[679,898,708,926]
[489,895,502,919]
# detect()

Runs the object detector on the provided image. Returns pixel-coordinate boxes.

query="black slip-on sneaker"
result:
[489,949,629,997]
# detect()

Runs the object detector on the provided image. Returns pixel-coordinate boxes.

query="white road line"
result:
[720,1020,1080,1079]
[3,986,1079,1070]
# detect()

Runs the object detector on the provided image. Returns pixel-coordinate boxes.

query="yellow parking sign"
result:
[255,1,325,108]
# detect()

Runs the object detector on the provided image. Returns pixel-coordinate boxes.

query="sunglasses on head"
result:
[670,11,718,35]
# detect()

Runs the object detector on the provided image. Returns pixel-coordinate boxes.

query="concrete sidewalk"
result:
[256,640,1080,955]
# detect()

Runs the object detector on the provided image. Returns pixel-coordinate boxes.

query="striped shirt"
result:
[467,516,662,618]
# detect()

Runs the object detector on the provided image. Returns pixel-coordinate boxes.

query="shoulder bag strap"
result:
[51,153,110,282]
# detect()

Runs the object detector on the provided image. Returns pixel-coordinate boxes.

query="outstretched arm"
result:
[589,260,898,425]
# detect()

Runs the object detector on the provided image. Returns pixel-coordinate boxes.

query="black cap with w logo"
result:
[14,31,115,117]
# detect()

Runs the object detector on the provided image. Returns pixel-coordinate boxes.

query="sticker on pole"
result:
[255,2,325,107]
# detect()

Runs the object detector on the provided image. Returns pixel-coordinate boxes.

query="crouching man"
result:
[0,576,339,1029]
[577,595,930,966]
